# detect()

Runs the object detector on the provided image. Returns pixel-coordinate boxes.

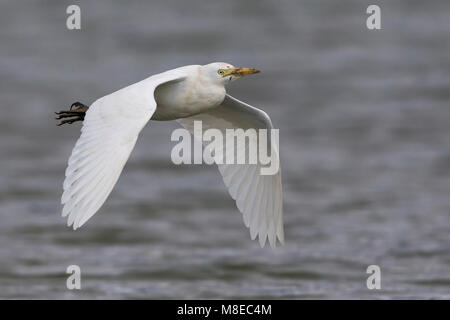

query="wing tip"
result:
[64,214,83,230]
[251,226,285,248]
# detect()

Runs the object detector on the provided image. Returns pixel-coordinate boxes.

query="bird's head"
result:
[203,62,260,85]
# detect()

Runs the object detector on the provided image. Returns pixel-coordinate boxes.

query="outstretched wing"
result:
[62,68,187,229]
[177,94,284,247]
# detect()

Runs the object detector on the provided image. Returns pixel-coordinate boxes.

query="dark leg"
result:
[55,102,89,126]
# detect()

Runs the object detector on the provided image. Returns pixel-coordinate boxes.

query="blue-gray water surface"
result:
[0,0,449,299]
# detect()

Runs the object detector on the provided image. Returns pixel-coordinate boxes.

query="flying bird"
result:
[56,62,284,247]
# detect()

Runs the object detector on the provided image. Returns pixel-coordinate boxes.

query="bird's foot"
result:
[55,102,89,126]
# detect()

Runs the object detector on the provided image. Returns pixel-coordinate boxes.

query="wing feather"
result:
[178,94,284,247]
[62,68,187,229]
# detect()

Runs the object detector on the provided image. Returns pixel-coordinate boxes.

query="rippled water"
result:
[0,0,449,299]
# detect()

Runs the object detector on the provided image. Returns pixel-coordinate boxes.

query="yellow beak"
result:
[222,67,260,77]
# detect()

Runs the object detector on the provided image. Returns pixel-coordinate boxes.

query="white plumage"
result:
[61,62,284,247]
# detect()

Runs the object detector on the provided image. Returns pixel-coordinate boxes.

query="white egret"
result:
[56,62,284,247]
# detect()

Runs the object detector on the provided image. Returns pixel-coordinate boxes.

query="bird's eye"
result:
[218,69,225,75]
